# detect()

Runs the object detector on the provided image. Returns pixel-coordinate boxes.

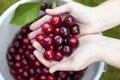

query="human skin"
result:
[28,0,120,73]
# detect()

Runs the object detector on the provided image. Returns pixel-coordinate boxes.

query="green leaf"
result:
[10,2,41,26]
[52,0,57,8]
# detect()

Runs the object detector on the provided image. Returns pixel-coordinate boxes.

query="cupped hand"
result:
[28,1,100,39]
[32,34,104,73]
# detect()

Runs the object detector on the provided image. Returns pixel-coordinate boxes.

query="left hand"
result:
[32,34,104,73]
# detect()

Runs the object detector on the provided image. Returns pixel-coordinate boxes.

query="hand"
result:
[28,1,100,39]
[32,34,104,73]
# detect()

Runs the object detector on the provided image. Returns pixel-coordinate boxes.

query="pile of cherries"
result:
[36,15,80,61]
[6,15,84,80]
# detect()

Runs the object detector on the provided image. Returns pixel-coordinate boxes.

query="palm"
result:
[33,34,103,73]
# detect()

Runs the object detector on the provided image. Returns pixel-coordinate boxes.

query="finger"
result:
[32,41,43,52]
[49,61,73,73]
[30,15,52,30]
[28,28,43,39]
[46,3,71,15]
[34,50,51,67]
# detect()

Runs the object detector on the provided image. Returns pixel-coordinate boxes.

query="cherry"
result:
[54,35,63,46]
[42,36,54,47]
[29,76,37,80]
[10,69,17,76]
[42,67,49,74]
[8,46,16,54]
[51,15,62,26]
[56,46,63,51]
[42,22,54,34]
[13,40,21,48]
[7,53,13,61]
[18,48,24,54]
[17,68,24,75]
[59,27,70,38]
[22,37,30,45]
[34,60,41,68]
[70,24,80,35]
[36,67,42,74]
[41,3,48,11]
[22,70,29,78]
[54,50,63,61]
[28,68,35,75]
[14,54,22,61]
[57,71,67,79]
[54,28,60,35]
[44,49,54,60]
[39,74,47,80]
[64,15,74,27]
[62,45,73,56]
[47,74,55,80]
[68,36,79,47]
[36,34,46,44]
[14,62,22,69]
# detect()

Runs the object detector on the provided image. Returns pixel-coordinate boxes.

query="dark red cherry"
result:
[39,74,47,80]
[54,50,63,61]
[36,34,46,44]
[70,24,80,35]
[29,76,37,80]
[42,67,49,74]
[57,71,67,79]
[44,49,54,60]
[50,15,62,26]
[22,37,30,45]
[17,68,24,75]
[68,36,79,47]
[54,35,63,46]
[22,70,29,79]
[41,3,48,11]
[59,27,70,38]
[8,46,16,54]
[42,22,54,34]
[54,28,60,35]
[64,15,74,27]
[62,45,73,56]
[47,74,55,80]
[42,36,54,47]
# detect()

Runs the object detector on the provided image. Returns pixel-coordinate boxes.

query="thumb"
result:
[49,61,72,73]
[46,3,71,15]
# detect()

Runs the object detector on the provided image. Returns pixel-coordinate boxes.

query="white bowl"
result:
[0,0,105,80]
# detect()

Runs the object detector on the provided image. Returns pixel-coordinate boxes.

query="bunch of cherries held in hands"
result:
[36,15,80,61]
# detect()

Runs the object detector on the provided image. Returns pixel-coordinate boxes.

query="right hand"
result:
[28,1,101,39]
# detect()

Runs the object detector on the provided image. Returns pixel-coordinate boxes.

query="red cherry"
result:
[59,27,70,38]
[47,74,55,80]
[50,15,62,27]
[54,50,63,61]
[22,37,30,45]
[64,15,74,27]
[68,36,79,47]
[44,49,55,60]
[54,35,63,47]
[42,22,54,34]
[36,34,46,44]
[39,74,47,80]
[54,28,60,35]
[70,24,80,35]
[62,45,73,56]
[42,36,54,47]
[29,76,37,80]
